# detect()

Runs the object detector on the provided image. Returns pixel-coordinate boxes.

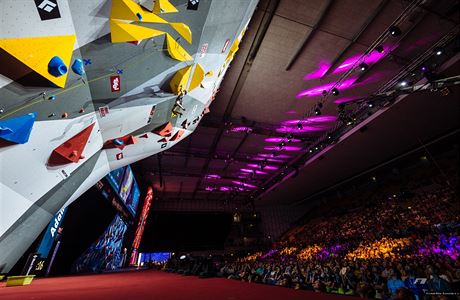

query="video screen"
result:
[105,166,140,217]
[72,215,128,273]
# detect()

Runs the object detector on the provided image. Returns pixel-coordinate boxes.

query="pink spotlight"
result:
[220,186,230,192]
[232,181,257,189]
[257,153,292,159]
[334,96,361,104]
[276,125,331,133]
[297,77,357,98]
[205,174,221,179]
[252,157,286,163]
[247,163,278,171]
[281,116,337,126]
[304,61,331,80]
[265,137,301,143]
[333,48,388,74]
[240,168,268,175]
[264,146,302,151]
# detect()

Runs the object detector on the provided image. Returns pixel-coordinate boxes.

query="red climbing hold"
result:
[48,123,95,165]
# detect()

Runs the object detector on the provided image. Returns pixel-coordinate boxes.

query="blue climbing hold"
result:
[116,69,123,74]
[48,56,68,77]
[71,58,85,76]
[83,59,92,65]
[0,112,37,144]
[113,139,124,146]
[0,126,13,136]
[136,13,143,21]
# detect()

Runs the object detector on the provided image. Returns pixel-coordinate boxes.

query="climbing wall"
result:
[0,0,258,273]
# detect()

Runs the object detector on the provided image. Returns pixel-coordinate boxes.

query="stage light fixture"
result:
[375,45,385,53]
[297,122,303,130]
[389,26,401,37]
[331,88,339,96]
[314,108,322,115]
[399,80,408,87]
[359,62,369,71]
[434,47,443,56]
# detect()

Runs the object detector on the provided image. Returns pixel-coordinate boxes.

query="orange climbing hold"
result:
[153,122,173,137]
[170,130,184,141]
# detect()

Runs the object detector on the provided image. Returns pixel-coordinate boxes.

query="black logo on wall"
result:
[34,0,61,21]
[187,0,199,10]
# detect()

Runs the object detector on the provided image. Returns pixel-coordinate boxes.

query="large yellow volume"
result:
[0,35,76,88]
[111,0,167,23]
[165,34,193,61]
[189,63,205,91]
[153,0,178,14]
[110,20,165,43]
[170,23,192,44]
[169,65,193,94]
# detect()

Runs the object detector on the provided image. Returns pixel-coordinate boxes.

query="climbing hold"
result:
[83,59,92,65]
[48,95,56,101]
[153,122,173,137]
[140,133,149,138]
[62,112,69,118]
[136,12,143,20]
[0,108,4,113]
[113,139,124,146]
[0,126,13,136]
[48,113,56,118]
[79,108,85,113]
[116,69,123,74]
[170,130,184,141]
[49,123,95,165]
[71,58,85,76]
[205,70,214,77]
[0,112,37,144]
[48,56,68,77]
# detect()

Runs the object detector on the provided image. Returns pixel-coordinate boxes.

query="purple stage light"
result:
[306,115,338,123]
[219,186,230,192]
[247,163,278,170]
[264,145,302,151]
[205,186,215,191]
[333,49,387,74]
[281,116,337,126]
[265,137,301,143]
[240,168,268,175]
[232,181,257,189]
[205,174,221,179]
[252,157,286,163]
[230,126,251,133]
[276,124,331,133]
[304,61,331,80]
[257,153,292,159]
[297,77,357,98]
[334,96,361,104]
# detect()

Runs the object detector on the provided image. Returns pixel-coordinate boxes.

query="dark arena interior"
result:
[0,0,459,299]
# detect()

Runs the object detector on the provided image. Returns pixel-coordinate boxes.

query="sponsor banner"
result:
[36,207,67,259]
[110,75,121,92]
[130,186,154,265]
[34,0,61,21]
[187,0,199,10]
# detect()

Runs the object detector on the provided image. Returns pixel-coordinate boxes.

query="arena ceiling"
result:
[136,0,460,206]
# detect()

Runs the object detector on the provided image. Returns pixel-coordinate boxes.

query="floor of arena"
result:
[0,270,347,300]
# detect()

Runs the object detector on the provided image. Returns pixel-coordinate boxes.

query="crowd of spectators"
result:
[165,184,459,300]
[215,186,459,299]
